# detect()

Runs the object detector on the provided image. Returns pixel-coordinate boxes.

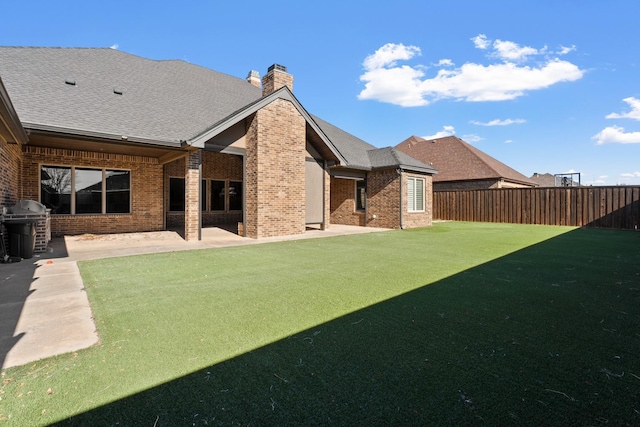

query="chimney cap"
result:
[268,64,287,73]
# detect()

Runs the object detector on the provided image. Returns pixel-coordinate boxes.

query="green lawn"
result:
[1,222,639,425]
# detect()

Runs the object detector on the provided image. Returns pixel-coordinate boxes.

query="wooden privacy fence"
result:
[433,186,640,229]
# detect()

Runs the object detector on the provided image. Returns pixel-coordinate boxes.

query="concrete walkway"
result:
[0,225,389,369]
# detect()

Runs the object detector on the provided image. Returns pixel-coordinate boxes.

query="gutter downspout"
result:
[322,160,327,230]
[398,169,404,229]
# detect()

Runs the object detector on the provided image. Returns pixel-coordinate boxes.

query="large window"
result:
[210,180,226,211]
[355,180,366,212]
[173,179,243,213]
[75,168,103,214]
[41,166,72,214]
[106,170,131,213]
[169,178,185,211]
[41,165,130,215]
[201,180,207,211]
[229,181,243,211]
[407,177,425,212]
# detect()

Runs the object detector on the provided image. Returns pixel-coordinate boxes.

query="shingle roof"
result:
[309,115,376,168]
[530,173,556,187]
[0,76,28,144]
[0,46,434,174]
[367,147,438,174]
[0,47,262,144]
[396,135,536,186]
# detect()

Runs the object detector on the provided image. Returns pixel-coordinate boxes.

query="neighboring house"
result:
[396,135,537,191]
[529,173,556,187]
[0,47,436,242]
[530,172,581,187]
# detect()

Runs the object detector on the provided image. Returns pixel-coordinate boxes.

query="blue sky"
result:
[3,0,640,185]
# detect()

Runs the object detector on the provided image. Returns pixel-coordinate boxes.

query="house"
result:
[530,172,581,187]
[0,47,436,244]
[396,135,537,191]
[529,173,556,187]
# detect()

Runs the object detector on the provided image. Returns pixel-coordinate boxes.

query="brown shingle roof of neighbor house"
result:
[530,172,556,187]
[396,135,537,186]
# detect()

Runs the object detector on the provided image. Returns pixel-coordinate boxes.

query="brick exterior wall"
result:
[434,179,534,191]
[21,146,164,236]
[434,179,500,191]
[245,98,306,238]
[367,169,401,229]
[402,172,433,228]
[0,140,22,207]
[330,177,365,226]
[331,171,434,229]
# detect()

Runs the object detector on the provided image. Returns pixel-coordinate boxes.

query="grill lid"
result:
[10,200,47,214]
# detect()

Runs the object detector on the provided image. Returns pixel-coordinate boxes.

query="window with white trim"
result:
[407,177,425,212]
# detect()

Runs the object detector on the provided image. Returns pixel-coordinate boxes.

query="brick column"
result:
[185,149,201,241]
[245,99,306,238]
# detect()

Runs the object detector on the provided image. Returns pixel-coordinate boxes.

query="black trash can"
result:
[4,219,37,259]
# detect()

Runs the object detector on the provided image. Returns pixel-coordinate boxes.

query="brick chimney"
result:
[246,70,261,88]
[262,64,293,96]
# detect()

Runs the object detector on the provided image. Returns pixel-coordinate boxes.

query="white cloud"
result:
[492,39,543,62]
[558,45,576,55]
[358,38,584,107]
[462,134,483,143]
[436,58,454,67]
[505,139,513,144]
[592,126,640,144]
[421,125,456,140]
[471,34,490,50]
[471,118,526,126]
[109,44,119,50]
[620,171,640,178]
[362,43,421,71]
[606,97,640,120]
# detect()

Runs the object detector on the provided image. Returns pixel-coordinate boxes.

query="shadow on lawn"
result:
[59,228,640,426]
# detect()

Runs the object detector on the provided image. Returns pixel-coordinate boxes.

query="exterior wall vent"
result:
[113,88,123,95]
[65,79,76,86]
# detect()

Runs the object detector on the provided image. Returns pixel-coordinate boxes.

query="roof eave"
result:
[392,164,438,175]
[0,77,29,145]
[24,123,185,148]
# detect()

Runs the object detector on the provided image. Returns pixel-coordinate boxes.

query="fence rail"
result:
[433,186,640,229]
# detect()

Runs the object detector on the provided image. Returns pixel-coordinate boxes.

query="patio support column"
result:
[184,149,202,241]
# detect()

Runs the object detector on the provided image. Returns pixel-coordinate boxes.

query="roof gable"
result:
[396,135,535,185]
